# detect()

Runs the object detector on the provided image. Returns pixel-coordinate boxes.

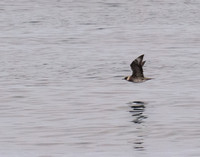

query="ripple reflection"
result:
[128,101,147,124]
[128,101,148,151]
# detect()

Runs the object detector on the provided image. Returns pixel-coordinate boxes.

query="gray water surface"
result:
[1,0,200,157]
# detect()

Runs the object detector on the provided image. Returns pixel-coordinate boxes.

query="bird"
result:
[124,54,151,83]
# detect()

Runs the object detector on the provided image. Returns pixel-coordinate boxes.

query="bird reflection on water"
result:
[129,101,147,124]
[128,101,148,151]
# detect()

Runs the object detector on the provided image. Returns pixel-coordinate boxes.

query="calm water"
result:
[0,0,200,157]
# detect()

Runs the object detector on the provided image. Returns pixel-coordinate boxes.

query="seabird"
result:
[124,54,151,83]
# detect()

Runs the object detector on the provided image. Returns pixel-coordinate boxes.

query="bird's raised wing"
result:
[130,54,145,78]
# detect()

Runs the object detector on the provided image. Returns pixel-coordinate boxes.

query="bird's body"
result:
[124,54,151,83]
[125,76,151,83]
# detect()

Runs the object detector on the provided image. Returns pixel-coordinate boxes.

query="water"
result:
[0,0,200,156]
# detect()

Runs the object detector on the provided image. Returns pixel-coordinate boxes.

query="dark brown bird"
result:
[124,54,151,83]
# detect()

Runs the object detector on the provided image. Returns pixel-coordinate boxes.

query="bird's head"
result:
[123,76,128,80]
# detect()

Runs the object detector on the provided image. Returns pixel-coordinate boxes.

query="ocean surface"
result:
[0,0,200,157]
